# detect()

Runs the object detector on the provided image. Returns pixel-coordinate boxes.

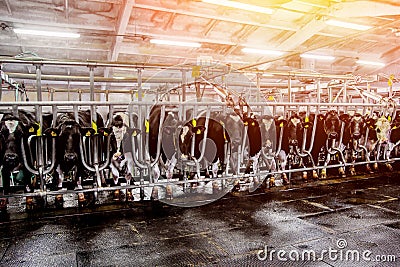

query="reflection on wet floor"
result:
[0,174,399,266]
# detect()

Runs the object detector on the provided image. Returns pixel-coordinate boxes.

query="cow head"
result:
[322,110,341,140]
[286,114,302,146]
[375,117,391,143]
[179,120,206,157]
[45,119,82,169]
[340,113,365,140]
[0,115,26,170]
[111,114,128,148]
[258,115,275,149]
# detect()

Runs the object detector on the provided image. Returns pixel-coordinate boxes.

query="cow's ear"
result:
[317,114,325,121]
[391,120,400,129]
[275,118,287,128]
[365,118,376,129]
[302,121,313,129]
[98,127,112,137]
[44,127,60,137]
[80,127,95,137]
[339,114,351,123]
[193,126,206,135]
[26,123,40,135]
[130,127,141,137]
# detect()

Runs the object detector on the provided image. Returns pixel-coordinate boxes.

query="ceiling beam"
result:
[110,0,135,62]
[4,0,12,15]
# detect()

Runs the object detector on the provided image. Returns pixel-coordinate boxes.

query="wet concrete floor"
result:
[0,173,398,266]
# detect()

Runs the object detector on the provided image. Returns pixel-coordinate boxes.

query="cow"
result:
[340,113,372,175]
[257,114,287,187]
[45,110,106,206]
[148,104,182,199]
[365,115,394,171]
[312,110,346,179]
[279,113,317,184]
[179,117,227,176]
[0,110,39,194]
[109,112,139,201]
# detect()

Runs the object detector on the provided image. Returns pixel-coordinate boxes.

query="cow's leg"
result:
[277,150,288,185]
[151,164,160,201]
[321,153,330,179]
[56,165,64,189]
[0,168,10,211]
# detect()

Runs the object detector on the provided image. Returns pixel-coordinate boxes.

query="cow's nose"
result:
[64,153,77,161]
[5,153,18,161]
[289,139,298,146]
[353,132,361,139]
[329,132,338,139]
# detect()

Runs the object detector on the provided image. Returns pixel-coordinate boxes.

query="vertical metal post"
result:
[137,68,145,200]
[316,78,321,114]
[256,73,261,102]
[343,80,347,103]
[182,69,186,102]
[288,76,292,103]
[35,64,45,191]
[89,66,101,187]
[36,64,42,101]
[137,68,143,101]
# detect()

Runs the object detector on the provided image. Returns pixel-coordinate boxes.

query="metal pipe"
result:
[0,101,386,108]
[137,68,143,101]
[182,70,187,102]
[288,77,292,103]
[1,57,357,80]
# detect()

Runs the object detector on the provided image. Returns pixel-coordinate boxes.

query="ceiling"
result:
[1,0,400,97]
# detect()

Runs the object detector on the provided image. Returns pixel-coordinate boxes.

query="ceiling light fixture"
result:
[13,28,80,38]
[202,0,273,15]
[356,60,385,67]
[150,39,201,48]
[300,53,335,61]
[242,47,284,56]
[325,19,372,31]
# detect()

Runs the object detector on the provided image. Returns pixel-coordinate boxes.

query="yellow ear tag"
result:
[86,131,91,137]
[393,125,397,130]
[388,116,392,122]
[192,119,197,127]
[268,96,274,101]
[196,129,202,134]
[103,131,109,137]
[244,121,248,126]
[133,130,137,137]
[280,122,284,128]
[305,117,309,123]
[251,122,255,126]
[145,120,149,133]
[51,131,57,137]
[29,126,34,133]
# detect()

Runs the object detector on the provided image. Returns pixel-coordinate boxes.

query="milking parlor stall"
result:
[0,57,399,209]
[1,1,400,265]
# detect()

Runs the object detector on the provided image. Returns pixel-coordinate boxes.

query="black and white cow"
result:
[340,113,372,175]
[312,110,346,179]
[109,112,139,201]
[0,110,39,194]
[45,110,105,193]
[365,115,394,171]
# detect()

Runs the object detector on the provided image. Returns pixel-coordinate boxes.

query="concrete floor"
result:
[0,173,398,266]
